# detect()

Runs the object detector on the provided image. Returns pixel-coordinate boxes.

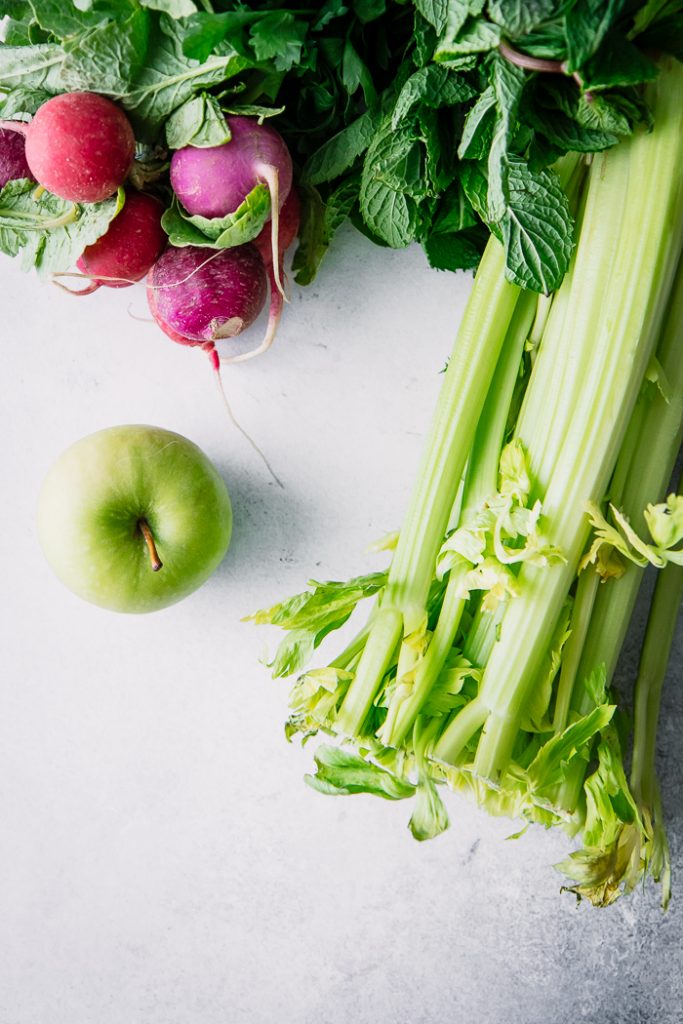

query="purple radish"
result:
[0,127,34,188]
[169,116,293,298]
[147,243,282,487]
[147,243,267,368]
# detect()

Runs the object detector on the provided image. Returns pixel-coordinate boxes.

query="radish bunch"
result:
[0,90,298,484]
[0,91,299,365]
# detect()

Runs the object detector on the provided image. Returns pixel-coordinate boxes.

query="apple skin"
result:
[37,425,232,613]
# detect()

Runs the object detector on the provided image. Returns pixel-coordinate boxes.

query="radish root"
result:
[210,355,284,489]
[256,162,286,302]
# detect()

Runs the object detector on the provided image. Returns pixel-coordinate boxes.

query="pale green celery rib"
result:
[552,567,600,733]
[463,599,502,666]
[555,253,683,815]
[329,618,374,671]
[463,288,539,514]
[335,239,520,737]
[379,288,540,748]
[515,152,616,501]
[630,560,683,807]
[434,58,683,777]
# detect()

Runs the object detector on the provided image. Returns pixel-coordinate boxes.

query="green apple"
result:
[38,425,233,613]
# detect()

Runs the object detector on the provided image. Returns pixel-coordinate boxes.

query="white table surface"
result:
[1,226,681,1024]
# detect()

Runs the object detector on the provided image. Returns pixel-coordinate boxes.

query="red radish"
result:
[21,93,135,203]
[169,116,293,298]
[0,127,34,188]
[72,191,166,294]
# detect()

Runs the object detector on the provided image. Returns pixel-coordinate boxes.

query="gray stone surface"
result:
[1,227,680,1023]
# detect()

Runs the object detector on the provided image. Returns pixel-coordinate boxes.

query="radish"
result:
[11,93,135,203]
[147,242,282,487]
[147,243,267,366]
[71,191,167,295]
[0,127,34,188]
[169,116,293,298]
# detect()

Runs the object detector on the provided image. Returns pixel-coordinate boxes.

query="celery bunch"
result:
[251,58,683,907]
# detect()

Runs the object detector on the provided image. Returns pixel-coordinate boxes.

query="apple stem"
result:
[138,519,163,571]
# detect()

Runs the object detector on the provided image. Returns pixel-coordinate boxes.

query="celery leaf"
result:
[305,745,416,799]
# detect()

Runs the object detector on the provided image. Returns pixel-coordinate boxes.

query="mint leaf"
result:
[292,177,358,285]
[461,162,494,231]
[164,92,231,149]
[501,157,574,293]
[160,185,270,248]
[432,182,479,233]
[581,30,658,90]
[359,121,423,246]
[435,15,502,59]
[305,745,416,800]
[423,227,485,271]
[526,104,619,153]
[630,0,681,34]
[391,65,477,129]
[563,0,628,73]
[304,109,380,186]
[419,106,456,193]
[487,53,525,223]
[414,0,449,33]
[487,0,560,36]
[341,38,377,104]
[458,84,496,158]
